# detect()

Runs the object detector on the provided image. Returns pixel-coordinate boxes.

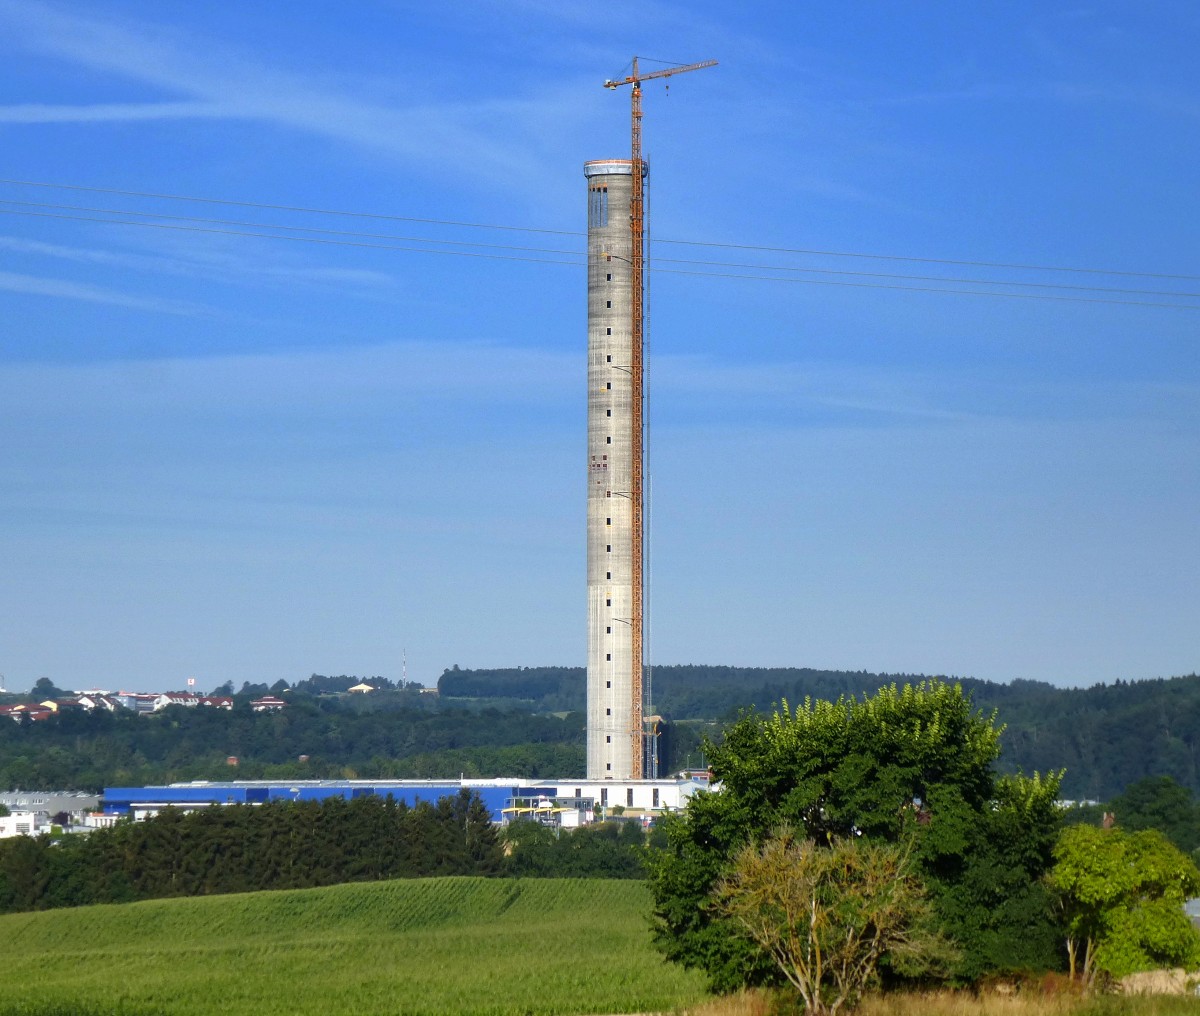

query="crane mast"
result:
[603,56,716,778]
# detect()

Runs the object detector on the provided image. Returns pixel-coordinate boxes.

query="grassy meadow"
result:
[3,875,1197,1016]
[0,876,708,1016]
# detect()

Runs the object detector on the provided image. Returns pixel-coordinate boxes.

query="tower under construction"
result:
[585,158,642,781]
[585,58,716,782]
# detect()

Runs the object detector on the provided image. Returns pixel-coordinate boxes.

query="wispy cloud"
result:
[0,233,396,295]
[654,355,977,423]
[0,269,204,314]
[6,335,1185,430]
[0,234,143,265]
[853,79,1200,122]
[0,0,575,180]
[0,340,578,419]
[0,100,236,124]
[651,353,1200,430]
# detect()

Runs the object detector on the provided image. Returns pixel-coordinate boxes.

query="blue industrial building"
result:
[102,776,706,826]
[102,779,558,824]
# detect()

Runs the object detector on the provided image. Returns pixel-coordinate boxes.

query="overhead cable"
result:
[2,198,1197,301]
[2,176,1197,283]
[2,206,1196,311]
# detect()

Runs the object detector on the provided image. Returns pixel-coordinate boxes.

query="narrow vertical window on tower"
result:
[587,185,611,228]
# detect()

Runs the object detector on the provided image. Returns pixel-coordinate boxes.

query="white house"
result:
[153,693,200,711]
[0,811,51,838]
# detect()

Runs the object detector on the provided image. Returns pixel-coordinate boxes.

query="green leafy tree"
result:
[503,820,648,878]
[713,829,954,1015]
[0,835,52,911]
[1048,824,1200,985]
[1110,776,1200,856]
[648,681,1062,989]
[31,677,69,699]
[237,682,270,699]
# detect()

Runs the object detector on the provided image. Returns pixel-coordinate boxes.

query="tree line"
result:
[439,665,1200,799]
[503,818,654,879]
[0,696,583,791]
[0,799,661,916]
[0,790,502,913]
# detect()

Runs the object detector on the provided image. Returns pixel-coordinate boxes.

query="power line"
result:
[0,199,582,256]
[2,201,1200,305]
[651,237,1200,283]
[4,206,1197,311]
[0,208,583,268]
[648,266,1200,310]
[2,176,1197,283]
[658,259,1199,298]
[0,178,579,238]
[3,198,1197,301]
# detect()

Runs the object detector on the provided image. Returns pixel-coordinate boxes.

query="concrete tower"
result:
[585,158,643,781]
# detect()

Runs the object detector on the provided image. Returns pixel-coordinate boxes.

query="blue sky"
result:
[0,1,1196,693]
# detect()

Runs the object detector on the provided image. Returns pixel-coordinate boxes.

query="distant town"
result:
[0,675,435,725]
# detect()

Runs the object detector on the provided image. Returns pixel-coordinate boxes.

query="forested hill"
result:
[0,695,584,792]
[438,665,1200,800]
[3,668,1197,800]
[437,664,937,715]
[438,663,1016,716]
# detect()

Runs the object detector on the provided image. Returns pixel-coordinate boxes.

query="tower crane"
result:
[603,56,716,778]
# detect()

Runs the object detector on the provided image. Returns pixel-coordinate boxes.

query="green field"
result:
[0,877,709,1016]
